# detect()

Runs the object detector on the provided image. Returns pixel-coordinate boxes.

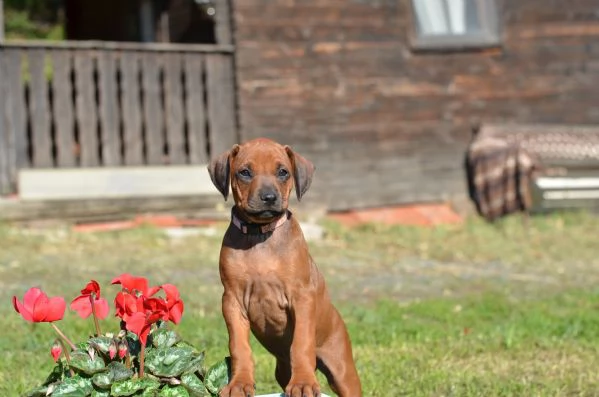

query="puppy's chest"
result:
[244,276,290,335]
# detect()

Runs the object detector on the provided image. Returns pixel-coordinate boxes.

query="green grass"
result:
[5,291,599,396]
[1,211,599,396]
[5,9,64,41]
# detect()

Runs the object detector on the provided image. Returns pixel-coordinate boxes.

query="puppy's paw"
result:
[285,377,321,397]
[219,379,256,397]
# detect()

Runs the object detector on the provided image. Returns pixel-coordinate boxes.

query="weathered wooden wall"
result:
[233,0,599,211]
[0,41,237,195]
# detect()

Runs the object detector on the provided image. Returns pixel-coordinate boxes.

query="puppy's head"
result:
[208,138,314,223]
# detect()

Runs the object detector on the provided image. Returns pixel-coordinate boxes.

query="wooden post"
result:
[0,0,5,42]
[139,0,155,42]
[158,10,170,42]
[214,0,232,45]
[212,0,240,145]
[205,53,237,156]
[0,48,9,194]
[0,124,8,193]
[0,0,6,191]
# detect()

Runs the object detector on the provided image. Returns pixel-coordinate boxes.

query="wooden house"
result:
[1,0,598,221]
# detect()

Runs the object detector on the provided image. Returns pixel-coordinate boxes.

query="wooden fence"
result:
[0,40,238,195]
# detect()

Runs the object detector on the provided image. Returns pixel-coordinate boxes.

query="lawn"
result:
[1,211,599,396]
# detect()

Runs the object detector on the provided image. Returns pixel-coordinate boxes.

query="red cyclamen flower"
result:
[112,275,183,346]
[111,274,160,297]
[51,341,62,362]
[124,297,169,345]
[70,280,110,320]
[118,341,128,359]
[108,340,117,359]
[12,288,66,323]
[114,291,141,320]
[160,284,184,324]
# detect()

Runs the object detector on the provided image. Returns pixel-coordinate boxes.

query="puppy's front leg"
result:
[220,292,255,397]
[286,294,321,397]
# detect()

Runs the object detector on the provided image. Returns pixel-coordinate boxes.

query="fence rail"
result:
[0,41,237,195]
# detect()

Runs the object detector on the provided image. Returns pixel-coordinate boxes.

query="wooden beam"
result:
[0,195,229,223]
[120,52,144,166]
[139,0,155,42]
[184,53,208,164]
[0,47,9,194]
[74,50,99,167]
[0,0,5,42]
[164,53,186,164]
[51,50,76,167]
[158,9,170,43]
[2,40,234,54]
[141,52,165,165]
[214,0,232,45]
[206,53,237,156]
[97,51,120,166]
[28,49,53,167]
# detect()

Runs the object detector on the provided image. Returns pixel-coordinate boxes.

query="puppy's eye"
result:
[238,169,252,178]
[277,168,289,178]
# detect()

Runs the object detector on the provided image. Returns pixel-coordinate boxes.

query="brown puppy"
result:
[208,138,362,397]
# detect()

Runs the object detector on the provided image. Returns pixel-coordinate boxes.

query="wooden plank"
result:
[19,166,216,200]
[184,53,208,164]
[0,49,9,194]
[97,51,120,166]
[0,195,227,223]
[4,49,28,180]
[139,0,155,42]
[0,148,7,195]
[481,123,599,136]
[3,40,234,53]
[163,53,186,165]
[120,51,144,166]
[141,52,165,165]
[0,0,4,42]
[51,50,76,168]
[205,54,237,156]
[28,49,53,168]
[74,50,99,167]
[214,0,233,45]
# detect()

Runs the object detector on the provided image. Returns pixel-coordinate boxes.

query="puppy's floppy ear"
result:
[285,146,315,201]
[208,145,239,201]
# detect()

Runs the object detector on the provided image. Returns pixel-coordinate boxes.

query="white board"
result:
[257,395,331,397]
[19,166,218,201]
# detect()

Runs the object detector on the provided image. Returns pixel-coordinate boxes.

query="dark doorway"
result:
[64,0,216,44]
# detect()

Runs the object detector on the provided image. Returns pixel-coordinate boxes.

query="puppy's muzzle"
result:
[246,186,284,218]
[260,189,278,204]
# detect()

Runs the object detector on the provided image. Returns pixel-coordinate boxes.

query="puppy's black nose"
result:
[260,191,277,203]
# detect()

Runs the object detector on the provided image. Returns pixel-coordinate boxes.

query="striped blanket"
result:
[465,134,539,222]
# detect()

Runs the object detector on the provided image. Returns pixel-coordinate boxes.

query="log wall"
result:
[233,0,599,210]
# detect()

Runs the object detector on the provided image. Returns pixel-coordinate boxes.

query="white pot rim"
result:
[256,394,332,397]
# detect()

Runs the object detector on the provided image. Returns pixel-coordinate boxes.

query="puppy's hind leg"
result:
[316,312,362,397]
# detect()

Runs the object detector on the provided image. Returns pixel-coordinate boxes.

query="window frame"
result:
[408,0,501,51]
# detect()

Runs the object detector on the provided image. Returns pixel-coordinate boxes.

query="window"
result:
[409,0,500,50]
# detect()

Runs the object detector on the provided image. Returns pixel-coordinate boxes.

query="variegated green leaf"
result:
[181,373,209,397]
[145,347,194,378]
[159,385,190,397]
[51,375,94,397]
[151,329,180,349]
[204,358,231,396]
[69,351,107,375]
[111,377,160,397]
